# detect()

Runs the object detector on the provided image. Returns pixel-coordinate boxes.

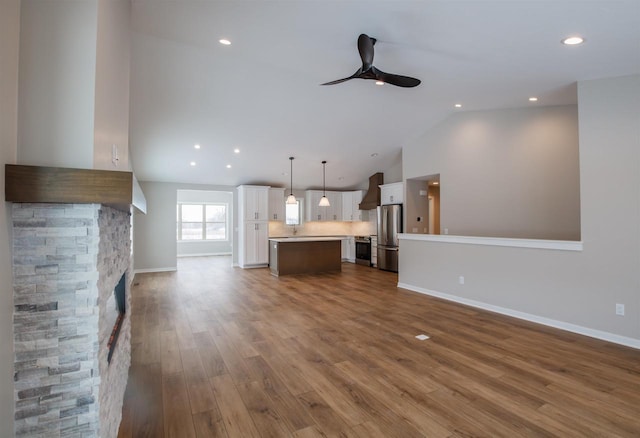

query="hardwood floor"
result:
[118,256,640,437]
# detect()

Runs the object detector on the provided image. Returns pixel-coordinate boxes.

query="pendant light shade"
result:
[286,157,297,204]
[319,160,330,207]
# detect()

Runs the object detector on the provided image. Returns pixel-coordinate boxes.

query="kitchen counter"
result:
[269,237,341,276]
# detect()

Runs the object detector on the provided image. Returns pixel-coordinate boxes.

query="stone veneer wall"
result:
[96,206,131,438]
[12,203,132,437]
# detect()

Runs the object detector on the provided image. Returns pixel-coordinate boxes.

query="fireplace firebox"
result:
[107,273,126,363]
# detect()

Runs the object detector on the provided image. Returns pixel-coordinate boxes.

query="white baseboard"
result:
[134,267,177,274]
[397,282,640,350]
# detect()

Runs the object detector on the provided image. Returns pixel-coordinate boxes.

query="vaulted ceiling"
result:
[129,0,640,190]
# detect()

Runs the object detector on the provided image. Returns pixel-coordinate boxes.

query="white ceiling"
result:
[129,0,640,190]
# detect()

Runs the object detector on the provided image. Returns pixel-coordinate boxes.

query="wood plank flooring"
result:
[118,256,640,437]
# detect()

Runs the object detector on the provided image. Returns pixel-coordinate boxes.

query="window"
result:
[177,203,227,241]
[286,200,302,225]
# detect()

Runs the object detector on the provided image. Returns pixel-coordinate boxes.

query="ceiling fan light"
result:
[319,196,330,207]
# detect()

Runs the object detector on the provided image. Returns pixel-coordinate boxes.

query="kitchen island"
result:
[269,237,342,276]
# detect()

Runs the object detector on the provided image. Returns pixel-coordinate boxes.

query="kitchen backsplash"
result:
[269,214,376,237]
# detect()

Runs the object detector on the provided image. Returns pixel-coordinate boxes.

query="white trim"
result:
[177,252,232,258]
[134,267,177,274]
[397,282,640,350]
[398,233,583,251]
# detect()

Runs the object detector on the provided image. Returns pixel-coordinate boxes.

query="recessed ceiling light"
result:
[375,81,384,86]
[454,104,462,108]
[226,164,232,169]
[194,144,201,149]
[529,97,538,102]
[233,148,240,154]
[562,36,584,45]
[219,39,231,45]
[371,153,378,158]
[190,161,196,166]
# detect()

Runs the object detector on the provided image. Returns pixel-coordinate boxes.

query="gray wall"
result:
[404,105,580,240]
[0,0,19,433]
[93,0,132,171]
[134,181,237,271]
[399,75,640,343]
[17,0,98,169]
[17,0,131,172]
[406,179,430,234]
[177,189,233,256]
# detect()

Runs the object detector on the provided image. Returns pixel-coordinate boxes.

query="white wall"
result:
[384,149,403,184]
[0,0,20,433]
[18,0,98,169]
[177,189,233,256]
[93,0,131,171]
[134,182,237,271]
[399,75,640,345]
[404,105,580,240]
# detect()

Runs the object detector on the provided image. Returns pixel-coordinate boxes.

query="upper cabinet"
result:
[239,185,269,221]
[342,190,364,221]
[306,190,342,221]
[380,182,404,205]
[268,188,286,221]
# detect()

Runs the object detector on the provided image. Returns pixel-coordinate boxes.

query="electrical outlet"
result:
[459,276,464,285]
[444,228,449,235]
[615,303,625,316]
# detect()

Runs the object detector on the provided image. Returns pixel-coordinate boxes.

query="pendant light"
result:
[286,157,297,204]
[319,160,330,207]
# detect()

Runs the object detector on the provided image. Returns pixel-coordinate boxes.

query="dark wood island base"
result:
[269,238,342,276]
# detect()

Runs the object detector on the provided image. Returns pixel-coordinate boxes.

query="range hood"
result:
[358,172,384,210]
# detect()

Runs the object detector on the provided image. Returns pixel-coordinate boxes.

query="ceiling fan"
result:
[321,34,421,88]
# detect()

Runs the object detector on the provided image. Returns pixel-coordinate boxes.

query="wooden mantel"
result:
[5,164,147,213]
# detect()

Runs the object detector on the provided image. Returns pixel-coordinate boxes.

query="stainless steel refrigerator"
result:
[377,204,402,272]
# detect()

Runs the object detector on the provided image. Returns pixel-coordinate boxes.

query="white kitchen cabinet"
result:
[306,190,343,221]
[305,190,323,221]
[342,190,364,221]
[341,238,349,261]
[240,185,269,221]
[341,236,355,262]
[380,182,404,205]
[327,191,342,221]
[241,222,269,266]
[268,188,285,221]
[238,185,269,268]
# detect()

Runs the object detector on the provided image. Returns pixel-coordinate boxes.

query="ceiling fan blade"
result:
[357,34,376,70]
[372,66,421,88]
[320,69,361,86]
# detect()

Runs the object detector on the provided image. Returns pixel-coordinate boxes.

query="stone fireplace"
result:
[12,203,133,437]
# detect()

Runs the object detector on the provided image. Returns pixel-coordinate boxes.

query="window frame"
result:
[177,202,229,241]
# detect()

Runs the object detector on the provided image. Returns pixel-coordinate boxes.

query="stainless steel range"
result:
[354,236,372,266]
